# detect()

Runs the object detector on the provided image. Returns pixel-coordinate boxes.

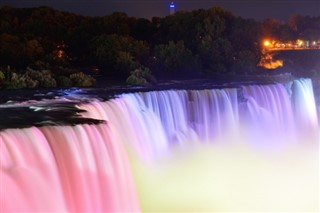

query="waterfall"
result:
[1,124,139,212]
[80,88,239,160]
[1,78,319,212]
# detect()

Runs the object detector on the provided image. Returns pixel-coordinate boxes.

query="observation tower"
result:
[169,2,175,15]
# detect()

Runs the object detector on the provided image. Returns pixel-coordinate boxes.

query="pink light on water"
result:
[0,124,140,212]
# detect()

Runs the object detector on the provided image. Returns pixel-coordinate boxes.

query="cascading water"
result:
[1,78,319,212]
[1,125,139,212]
[80,88,239,159]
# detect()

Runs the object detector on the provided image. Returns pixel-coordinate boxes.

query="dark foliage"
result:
[0,5,319,83]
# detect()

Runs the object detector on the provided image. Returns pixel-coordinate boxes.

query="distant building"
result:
[169,2,175,15]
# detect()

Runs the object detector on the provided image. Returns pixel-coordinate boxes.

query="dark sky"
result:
[1,0,319,21]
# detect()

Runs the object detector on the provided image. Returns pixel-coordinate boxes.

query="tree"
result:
[0,33,27,68]
[25,39,44,62]
[261,18,296,42]
[153,40,201,78]
[90,34,149,79]
[232,50,258,74]
[102,12,133,35]
[131,18,155,42]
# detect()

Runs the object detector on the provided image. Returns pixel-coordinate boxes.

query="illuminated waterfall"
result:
[1,125,139,212]
[80,88,239,159]
[1,78,319,212]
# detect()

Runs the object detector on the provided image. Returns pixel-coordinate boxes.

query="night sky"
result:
[1,0,319,21]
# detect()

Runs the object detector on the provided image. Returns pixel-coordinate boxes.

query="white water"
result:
[1,78,319,212]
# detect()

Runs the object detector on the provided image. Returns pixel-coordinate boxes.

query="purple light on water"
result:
[1,78,319,212]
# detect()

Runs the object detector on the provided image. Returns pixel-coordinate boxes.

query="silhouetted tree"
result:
[153,40,201,78]
[90,34,149,79]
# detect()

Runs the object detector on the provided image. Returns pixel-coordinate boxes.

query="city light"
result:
[264,40,270,47]
[262,39,320,51]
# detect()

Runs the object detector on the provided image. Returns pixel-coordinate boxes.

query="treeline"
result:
[0,6,319,83]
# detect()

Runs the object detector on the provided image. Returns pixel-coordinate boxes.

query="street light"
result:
[264,40,270,47]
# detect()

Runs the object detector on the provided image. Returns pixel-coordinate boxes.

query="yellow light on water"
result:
[129,135,319,212]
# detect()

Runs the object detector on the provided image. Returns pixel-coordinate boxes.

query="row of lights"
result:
[263,39,319,48]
